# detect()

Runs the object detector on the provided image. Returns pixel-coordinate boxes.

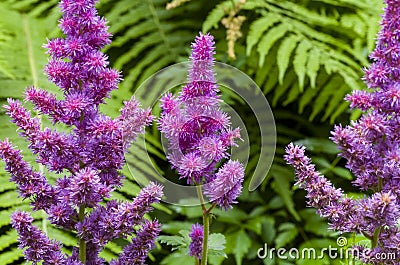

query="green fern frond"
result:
[205,0,382,121]
[202,1,233,32]
[2,0,59,18]
[101,0,204,94]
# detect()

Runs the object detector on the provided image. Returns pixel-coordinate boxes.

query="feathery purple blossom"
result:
[189,223,204,259]
[0,0,162,264]
[11,211,67,265]
[159,32,244,209]
[285,0,400,263]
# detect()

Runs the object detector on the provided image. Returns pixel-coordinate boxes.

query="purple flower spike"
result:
[284,143,356,231]
[189,33,216,83]
[204,160,245,210]
[0,139,55,211]
[0,0,163,263]
[189,223,204,259]
[159,32,243,189]
[69,168,109,208]
[285,1,400,262]
[110,220,161,265]
[11,211,67,264]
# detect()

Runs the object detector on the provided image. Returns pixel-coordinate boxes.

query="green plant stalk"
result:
[371,177,383,248]
[371,226,381,248]
[196,185,209,265]
[78,205,86,264]
[201,210,210,265]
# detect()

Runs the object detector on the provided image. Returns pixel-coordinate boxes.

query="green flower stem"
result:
[371,226,381,248]
[371,177,383,248]
[78,205,86,264]
[196,185,209,265]
[201,210,210,265]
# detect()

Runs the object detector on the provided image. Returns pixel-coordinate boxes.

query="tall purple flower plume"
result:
[285,1,400,263]
[0,0,162,264]
[158,32,244,209]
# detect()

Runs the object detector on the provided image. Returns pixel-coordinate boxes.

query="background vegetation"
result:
[0,0,383,264]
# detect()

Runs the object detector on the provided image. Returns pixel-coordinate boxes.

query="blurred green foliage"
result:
[0,0,383,264]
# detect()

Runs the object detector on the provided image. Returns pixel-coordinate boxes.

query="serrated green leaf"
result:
[294,138,339,155]
[272,69,296,107]
[321,83,350,121]
[261,217,276,245]
[299,209,330,237]
[209,233,226,252]
[226,230,251,265]
[332,167,353,180]
[208,233,227,258]
[0,190,24,208]
[158,234,189,251]
[0,248,22,265]
[0,230,18,252]
[161,221,193,234]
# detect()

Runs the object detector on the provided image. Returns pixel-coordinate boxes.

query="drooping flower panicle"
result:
[11,211,67,264]
[285,1,400,263]
[0,0,162,264]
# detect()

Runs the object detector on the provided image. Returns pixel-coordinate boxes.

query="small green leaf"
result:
[293,39,312,91]
[277,34,300,84]
[160,251,195,265]
[0,230,17,252]
[261,217,276,244]
[158,230,190,251]
[294,138,339,155]
[202,1,231,32]
[209,233,226,251]
[299,209,330,237]
[226,230,251,265]
[306,48,320,88]
[271,165,301,221]
[208,233,227,258]
[246,13,280,55]
[275,223,298,248]
[0,248,23,265]
[257,23,290,66]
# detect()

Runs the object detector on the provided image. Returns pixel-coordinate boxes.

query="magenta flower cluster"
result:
[158,33,244,208]
[159,33,245,261]
[285,0,400,263]
[0,0,163,264]
[189,223,204,259]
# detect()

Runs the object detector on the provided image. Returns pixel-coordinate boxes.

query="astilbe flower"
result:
[189,223,204,259]
[285,1,400,264]
[0,0,162,264]
[158,33,245,264]
[158,32,244,209]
